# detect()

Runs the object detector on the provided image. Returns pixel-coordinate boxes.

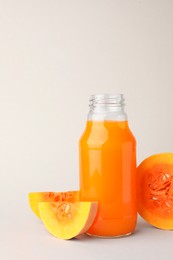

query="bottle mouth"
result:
[89,94,125,107]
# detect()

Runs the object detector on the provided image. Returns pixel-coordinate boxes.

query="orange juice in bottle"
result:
[79,94,137,237]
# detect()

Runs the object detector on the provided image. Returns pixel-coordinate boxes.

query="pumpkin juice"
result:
[79,117,137,237]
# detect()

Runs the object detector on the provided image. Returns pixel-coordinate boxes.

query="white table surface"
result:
[1,191,173,260]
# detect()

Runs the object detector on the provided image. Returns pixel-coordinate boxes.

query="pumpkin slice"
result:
[39,201,98,239]
[28,191,79,218]
[137,153,173,230]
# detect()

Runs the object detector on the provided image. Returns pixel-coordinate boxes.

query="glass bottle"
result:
[79,94,137,237]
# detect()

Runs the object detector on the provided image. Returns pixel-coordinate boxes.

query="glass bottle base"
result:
[86,231,133,239]
[85,216,137,238]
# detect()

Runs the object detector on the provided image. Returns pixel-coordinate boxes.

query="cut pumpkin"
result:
[39,201,98,239]
[137,153,173,230]
[28,191,79,218]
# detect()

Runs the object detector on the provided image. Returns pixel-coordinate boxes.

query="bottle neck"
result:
[87,94,127,121]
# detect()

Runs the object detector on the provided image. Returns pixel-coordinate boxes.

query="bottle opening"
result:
[89,94,125,107]
[88,93,127,120]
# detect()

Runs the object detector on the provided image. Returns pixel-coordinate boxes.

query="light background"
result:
[0,0,173,259]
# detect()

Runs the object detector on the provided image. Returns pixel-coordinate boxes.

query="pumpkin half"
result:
[137,153,173,230]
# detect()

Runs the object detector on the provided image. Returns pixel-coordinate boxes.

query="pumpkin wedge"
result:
[28,191,79,218]
[39,201,98,239]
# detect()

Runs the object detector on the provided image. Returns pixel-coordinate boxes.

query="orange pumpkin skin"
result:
[137,153,173,230]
